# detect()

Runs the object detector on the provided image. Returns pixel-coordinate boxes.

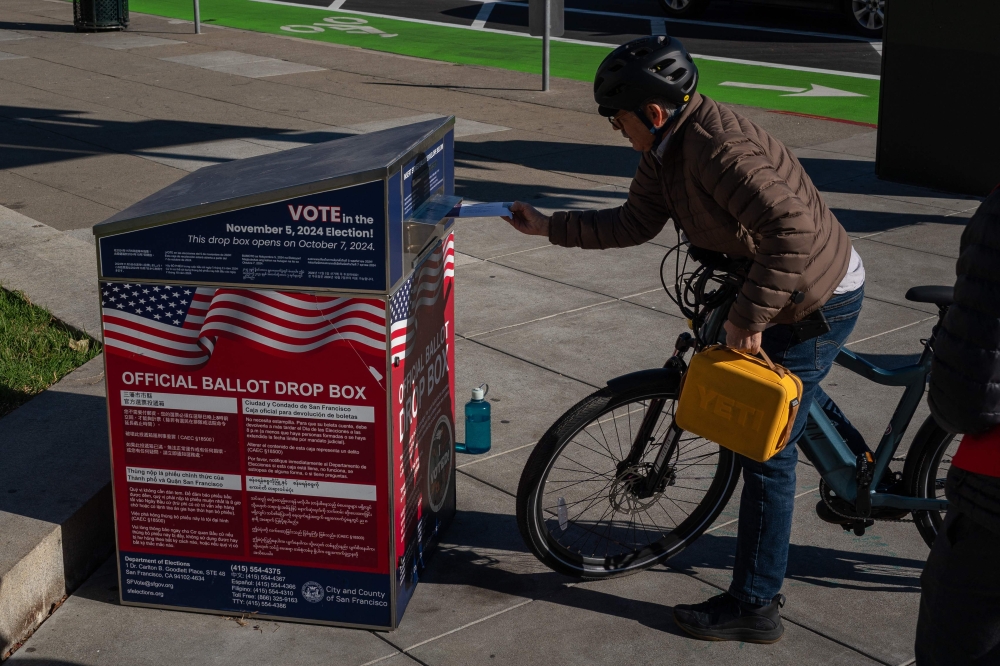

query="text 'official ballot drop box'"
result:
[93,117,459,630]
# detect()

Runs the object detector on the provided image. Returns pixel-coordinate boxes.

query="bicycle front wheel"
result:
[515,374,739,579]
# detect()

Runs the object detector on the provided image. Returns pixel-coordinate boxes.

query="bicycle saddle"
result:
[905,285,954,307]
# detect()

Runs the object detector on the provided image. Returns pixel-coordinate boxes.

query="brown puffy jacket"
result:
[549,93,853,331]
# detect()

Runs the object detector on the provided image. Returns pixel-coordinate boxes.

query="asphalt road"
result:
[278,0,882,76]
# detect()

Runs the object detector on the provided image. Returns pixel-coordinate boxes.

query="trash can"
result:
[93,117,459,629]
[73,0,129,31]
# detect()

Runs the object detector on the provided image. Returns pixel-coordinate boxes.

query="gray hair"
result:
[644,98,679,114]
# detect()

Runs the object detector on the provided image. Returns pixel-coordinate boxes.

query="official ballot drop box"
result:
[93,117,459,630]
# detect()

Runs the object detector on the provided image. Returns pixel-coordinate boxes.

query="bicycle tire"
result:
[657,0,711,19]
[515,374,739,579]
[903,415,957,548]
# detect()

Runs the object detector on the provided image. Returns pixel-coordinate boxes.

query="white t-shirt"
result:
[833,247,865,294]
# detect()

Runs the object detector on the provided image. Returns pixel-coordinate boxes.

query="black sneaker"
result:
[672,592,785,643]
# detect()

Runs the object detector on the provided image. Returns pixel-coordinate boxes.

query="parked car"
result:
[657,0,884,37]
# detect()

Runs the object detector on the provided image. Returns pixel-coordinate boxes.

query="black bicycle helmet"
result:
[594,35,698,119]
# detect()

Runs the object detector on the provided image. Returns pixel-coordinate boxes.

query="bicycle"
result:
[515,241,955,579]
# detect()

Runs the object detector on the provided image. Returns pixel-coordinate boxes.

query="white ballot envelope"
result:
[448,202,513,218]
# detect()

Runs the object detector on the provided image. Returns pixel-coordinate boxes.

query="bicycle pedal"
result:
[843,519,875,537]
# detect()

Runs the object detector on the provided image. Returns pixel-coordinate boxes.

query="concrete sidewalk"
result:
[0,1,983,664]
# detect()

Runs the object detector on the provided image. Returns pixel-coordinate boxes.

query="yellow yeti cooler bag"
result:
[675,345,804,462]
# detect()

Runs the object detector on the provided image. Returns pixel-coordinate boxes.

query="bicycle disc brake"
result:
[609,463,673,514]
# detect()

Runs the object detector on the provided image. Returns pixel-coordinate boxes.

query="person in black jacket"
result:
[916,186,1000,665]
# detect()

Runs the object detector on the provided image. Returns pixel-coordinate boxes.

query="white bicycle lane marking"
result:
[254,0,881,81]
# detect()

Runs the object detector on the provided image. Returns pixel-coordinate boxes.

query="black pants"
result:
[916,505,1000,665]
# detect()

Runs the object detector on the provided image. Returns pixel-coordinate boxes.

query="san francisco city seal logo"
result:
[301,581,325,603]
[426,415,454,513]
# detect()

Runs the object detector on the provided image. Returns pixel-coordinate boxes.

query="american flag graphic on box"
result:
[101,282,387,367]
[389,233,455,362]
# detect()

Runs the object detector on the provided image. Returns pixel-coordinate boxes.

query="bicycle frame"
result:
[698,291,950,514]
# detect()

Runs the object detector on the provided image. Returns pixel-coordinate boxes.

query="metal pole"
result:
[193,0,201,34]
[542,0,550,91]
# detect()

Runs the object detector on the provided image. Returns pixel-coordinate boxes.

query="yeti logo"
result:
[301,581,324,603]
[426,415,454,513]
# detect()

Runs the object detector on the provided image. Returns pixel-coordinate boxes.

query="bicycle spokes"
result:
[539,396,722,561]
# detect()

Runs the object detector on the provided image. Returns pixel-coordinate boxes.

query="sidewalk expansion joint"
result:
[0,167,123,214]
[400,598,534,653]
[455,253,681,328]
[462,298,618,339]
[705,486,819,535]
[845,315,937,347]
[457,441,536,468]
[672,571,898,665]
[779,615,898,666]
[858,235,968,261]
[853,293,943,317]
[457,467,516,499]
[456,334,599,389]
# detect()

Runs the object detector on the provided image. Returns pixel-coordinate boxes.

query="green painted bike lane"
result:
[130,0,880,125]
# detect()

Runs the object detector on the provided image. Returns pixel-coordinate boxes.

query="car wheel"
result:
[657,0,711,19]
[844,0,885,37]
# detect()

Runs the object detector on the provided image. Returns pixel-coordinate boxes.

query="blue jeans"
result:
[728,285,865,607]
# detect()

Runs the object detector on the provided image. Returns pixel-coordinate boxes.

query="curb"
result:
[0,207,112,659]
[0,205,100,338]
[0,357,113,660]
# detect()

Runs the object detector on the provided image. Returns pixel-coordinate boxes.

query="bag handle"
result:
[755,347,785,379]
[707,343,786,379]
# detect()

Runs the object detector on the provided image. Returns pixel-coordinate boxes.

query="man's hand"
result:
[724,320,763,355]
[502,201,550,237]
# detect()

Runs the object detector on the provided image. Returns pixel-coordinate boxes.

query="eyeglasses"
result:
[608,111,626,131]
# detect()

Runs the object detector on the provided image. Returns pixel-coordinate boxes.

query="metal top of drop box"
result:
[94,116,455,237]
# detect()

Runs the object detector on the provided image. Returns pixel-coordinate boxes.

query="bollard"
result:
[529,0,563,92]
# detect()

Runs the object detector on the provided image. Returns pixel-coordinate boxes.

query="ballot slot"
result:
[401,135,457,271]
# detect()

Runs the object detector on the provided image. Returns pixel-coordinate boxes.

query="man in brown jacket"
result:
[504,35,868,643]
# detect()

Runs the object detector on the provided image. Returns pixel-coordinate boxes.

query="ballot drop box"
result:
[93,117,459,630]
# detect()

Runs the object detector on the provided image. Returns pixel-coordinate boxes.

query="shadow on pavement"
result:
[668,533,924,594]
[429,545,688,636]
[457,140,640,178]
[37,505,924,650]
[456,175,626,210]
[458,146,970,234]
[0,102,970,241]
[3,656,89,665]
[0,105,353,170]
[365,81,543,93]
[0,20,76,34]
[434,509,923,616]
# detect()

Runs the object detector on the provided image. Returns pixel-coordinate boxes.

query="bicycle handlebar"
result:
[661,241,748,337]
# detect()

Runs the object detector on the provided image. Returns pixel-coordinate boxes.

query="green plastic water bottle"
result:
[456,384,491,455]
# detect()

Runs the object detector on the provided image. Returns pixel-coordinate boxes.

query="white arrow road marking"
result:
[783,83,866,97]
[719,81,867,97]
[720,81,807,93]
[471,2,497,29]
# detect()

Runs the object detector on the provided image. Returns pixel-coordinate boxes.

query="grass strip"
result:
[0,287,101,418]
[129,0,879,124]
